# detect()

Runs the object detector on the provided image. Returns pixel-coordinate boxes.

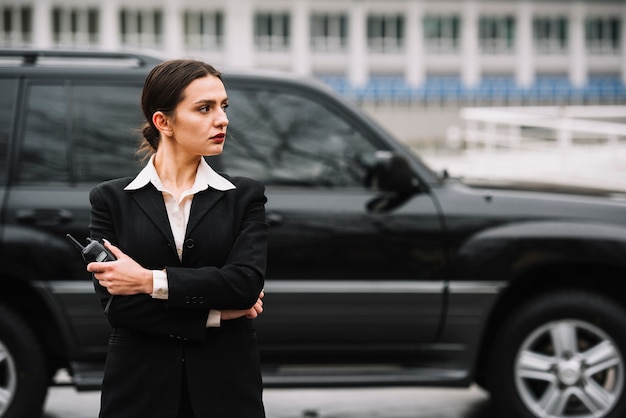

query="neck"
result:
[153,151,201,193]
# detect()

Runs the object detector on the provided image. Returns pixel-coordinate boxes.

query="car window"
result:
[17,84,69,184]
[16,81,144,185]
[0,78,17,185]
[221,86,379,188]
[71,83,144,182]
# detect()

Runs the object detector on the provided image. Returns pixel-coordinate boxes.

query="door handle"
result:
[15,209,74,226]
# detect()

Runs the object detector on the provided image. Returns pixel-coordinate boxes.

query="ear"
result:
[152,111,173,137]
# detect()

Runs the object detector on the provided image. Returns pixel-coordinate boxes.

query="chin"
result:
[206,145,224,156]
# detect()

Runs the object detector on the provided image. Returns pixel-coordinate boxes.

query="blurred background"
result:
[1,0,624,188]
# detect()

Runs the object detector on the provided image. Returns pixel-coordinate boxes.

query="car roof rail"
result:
[0,48,164,68]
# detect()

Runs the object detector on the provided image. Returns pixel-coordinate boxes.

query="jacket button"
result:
[192,296,198,304]
[185,239,195,249]
[184,296,191,304]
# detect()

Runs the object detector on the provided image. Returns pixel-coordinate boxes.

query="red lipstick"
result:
[211,133,225,144]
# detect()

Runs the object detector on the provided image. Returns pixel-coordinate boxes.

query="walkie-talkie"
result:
[66,234,117,314]
[66,234,116,263]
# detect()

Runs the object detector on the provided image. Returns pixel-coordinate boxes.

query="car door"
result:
[219,79,446,364]
[5,75,144,358]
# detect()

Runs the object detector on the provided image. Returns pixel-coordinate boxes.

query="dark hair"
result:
[138,59,223,159]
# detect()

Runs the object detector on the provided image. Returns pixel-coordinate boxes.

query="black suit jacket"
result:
[89,174,267,417]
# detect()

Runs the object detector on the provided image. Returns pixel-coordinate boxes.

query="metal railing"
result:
[457,105,626,151]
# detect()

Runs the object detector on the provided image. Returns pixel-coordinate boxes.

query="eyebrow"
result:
[193,97,228,105]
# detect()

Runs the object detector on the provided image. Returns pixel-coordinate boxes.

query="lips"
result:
[211,133,225,144]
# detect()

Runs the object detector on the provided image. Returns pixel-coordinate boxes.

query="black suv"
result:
[2,49,626,418]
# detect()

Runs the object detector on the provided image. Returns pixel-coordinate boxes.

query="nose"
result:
[216,108,229,127]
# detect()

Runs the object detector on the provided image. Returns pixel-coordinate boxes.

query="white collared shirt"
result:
[125,155,236,327]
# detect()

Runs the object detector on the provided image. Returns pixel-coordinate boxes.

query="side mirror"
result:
[363,151,420,194]
[361,151,421,213]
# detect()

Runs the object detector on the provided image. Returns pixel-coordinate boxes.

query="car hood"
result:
[459,177,626,200]
[436,175,626,226]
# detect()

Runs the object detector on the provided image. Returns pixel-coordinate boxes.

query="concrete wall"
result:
[360,104,463,148]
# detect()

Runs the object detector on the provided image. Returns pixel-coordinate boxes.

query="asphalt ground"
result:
[44,385,493,418]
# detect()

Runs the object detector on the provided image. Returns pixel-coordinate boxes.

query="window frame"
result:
[52,6,100,47]
[533,16,568,55]
[184,9,224,51]
[367,13,405,53]
[479,15,516,55]
[586,16,621,55]
[119,8,163,50]
[254,12,291,52]
[310,12,348,53]
[0,5,32,47]
[423,14,461,54]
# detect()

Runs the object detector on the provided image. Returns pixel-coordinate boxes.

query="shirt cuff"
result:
[151,269,168,299]
[206,310,221,328]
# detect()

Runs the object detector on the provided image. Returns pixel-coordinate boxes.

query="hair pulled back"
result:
[138,59,223,159]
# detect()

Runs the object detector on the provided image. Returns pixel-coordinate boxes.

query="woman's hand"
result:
[87,240,153,296]
[88,240,265,319]
[221,290,265,320]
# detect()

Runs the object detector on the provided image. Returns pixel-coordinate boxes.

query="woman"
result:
[86,59,267,418]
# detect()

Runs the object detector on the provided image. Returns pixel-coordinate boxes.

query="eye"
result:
[221,104,229,112]
[199,106,209,113]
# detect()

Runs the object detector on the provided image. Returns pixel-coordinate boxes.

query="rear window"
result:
[16,80,144,185]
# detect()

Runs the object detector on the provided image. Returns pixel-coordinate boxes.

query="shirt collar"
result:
[124,155,236,192]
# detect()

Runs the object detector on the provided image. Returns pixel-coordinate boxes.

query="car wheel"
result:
[0,304,48,418]
[488,290,626,418]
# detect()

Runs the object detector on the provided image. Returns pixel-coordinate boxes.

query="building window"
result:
[533,16,567,54]
[367,14,404,53]
[310,13,348,53]
[52,7,99,47]
[120,8,163,49]
[88,9,98,42]
[586,17,621,54]
[423,15,460,53]
[479,15,515,54]
[0,6,32,47]
[255,12,290,52]
[184,10,223,51]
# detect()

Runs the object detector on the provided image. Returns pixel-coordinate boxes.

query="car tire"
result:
[0,304,48,418]
[488,290,626,418]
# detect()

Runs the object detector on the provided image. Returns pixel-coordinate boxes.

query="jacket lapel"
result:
[186,188,224,236]
[131,184,175,245]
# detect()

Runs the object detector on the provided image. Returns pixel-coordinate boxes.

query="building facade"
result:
[1,0,625,105]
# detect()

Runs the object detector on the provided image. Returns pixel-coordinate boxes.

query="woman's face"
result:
[169,74,229,157]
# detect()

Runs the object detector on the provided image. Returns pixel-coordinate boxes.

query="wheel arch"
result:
[0,276,75,375]
[472,260,626,391]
